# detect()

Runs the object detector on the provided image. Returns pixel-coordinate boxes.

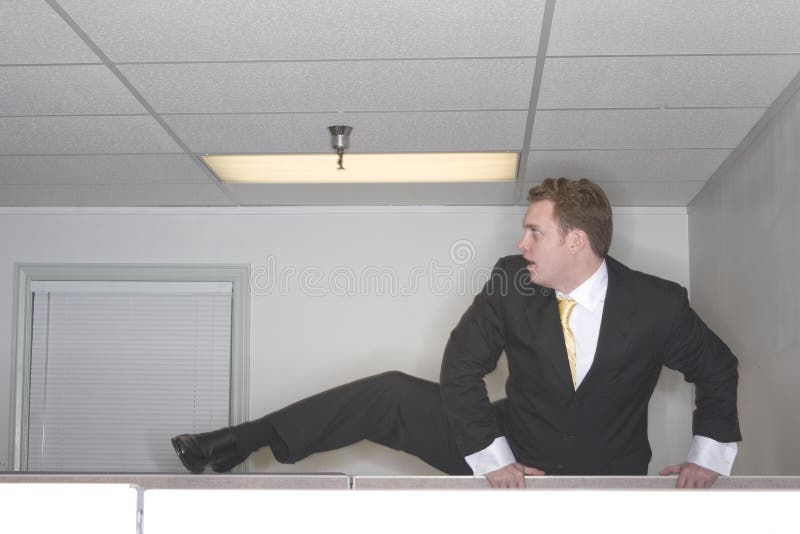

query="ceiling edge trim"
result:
[0,205,685,216]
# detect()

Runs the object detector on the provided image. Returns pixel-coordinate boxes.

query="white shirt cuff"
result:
[464,436,516,476]
[687,435,738,476]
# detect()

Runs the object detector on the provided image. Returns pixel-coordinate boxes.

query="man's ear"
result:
[569,229,588,253]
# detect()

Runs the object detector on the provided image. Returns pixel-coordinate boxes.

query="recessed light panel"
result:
[203,152,519,184]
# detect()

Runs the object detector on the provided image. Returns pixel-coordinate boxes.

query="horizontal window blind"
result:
[27,281,232,472]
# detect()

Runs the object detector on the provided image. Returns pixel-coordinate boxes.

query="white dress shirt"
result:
[466,260,738,477]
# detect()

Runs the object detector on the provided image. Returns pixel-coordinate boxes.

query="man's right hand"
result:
[485,463,545,488]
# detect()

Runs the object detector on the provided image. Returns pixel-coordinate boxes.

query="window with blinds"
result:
[26,281,233,472]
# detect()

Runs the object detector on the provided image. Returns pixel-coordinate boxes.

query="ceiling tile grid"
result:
[58,0,545,61]
[0,1,799,206]
[531,109,766,150]
[0,183,235,206]
[547,0,800,56]
[526,149,730,183]
[520,180,707,207]
[0,116,182,155]
[0,65,146,115]
[164,111,529,155]
[0,1,99,64]
[523,0,800,205]
[0,155,212,185]
[118,59,536,114]
[538,56,800,110]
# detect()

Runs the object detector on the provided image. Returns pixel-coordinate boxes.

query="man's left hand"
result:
[659,462,719,488]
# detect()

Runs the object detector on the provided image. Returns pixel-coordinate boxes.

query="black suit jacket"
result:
[440,255,741,475]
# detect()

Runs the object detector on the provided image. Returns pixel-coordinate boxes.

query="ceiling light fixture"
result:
[328,125,352,170]
[202,152,519,184]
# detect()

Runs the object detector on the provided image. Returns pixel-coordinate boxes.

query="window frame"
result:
[9,263,250,472]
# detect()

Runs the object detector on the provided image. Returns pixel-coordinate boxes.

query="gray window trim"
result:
[9,263,250,472]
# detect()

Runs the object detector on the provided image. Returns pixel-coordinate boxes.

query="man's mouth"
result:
[524,258,537,281]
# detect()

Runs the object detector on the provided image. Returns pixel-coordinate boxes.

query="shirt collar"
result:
[556,259,608,312]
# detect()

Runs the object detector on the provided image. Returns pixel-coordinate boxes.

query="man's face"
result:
[517,200,573,289]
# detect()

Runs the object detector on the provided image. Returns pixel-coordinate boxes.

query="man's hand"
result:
[659,462,719,488]
[485,462,546,488]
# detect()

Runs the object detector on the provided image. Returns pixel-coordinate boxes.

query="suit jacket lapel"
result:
[526,287,574,391]
[578,257,635,393]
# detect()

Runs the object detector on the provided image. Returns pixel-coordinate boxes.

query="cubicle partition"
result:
[1,474,798,533]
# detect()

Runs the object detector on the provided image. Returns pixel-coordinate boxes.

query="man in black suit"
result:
[172,178,741,488]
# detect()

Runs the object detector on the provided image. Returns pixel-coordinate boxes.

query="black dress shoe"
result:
[171,428,250,474]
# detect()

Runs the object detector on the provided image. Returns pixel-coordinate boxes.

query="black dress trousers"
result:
[266,371,482,475]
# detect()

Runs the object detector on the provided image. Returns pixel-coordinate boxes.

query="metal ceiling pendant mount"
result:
[328,125,353,170]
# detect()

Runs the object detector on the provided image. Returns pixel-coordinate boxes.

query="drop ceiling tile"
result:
[0,155,211,185]
[531,109,766,150]
[166,111,528,153]
[549,0,800,55]
[524,149,730,183]
[520,180,706,206]
[539,56,800,109]
[0,184,234,206]
[225,182,517,206]
[60,0,544,61]
[0,116,182,155]
[0,2,98,64]
[120,59,535,114]
[1,65,145,115]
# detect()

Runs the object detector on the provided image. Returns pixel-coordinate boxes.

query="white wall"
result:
[689,75,800,475]
[0,206,690,475]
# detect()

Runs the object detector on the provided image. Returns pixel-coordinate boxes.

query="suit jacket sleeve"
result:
[662,286,742,443]
[440,257,508,456]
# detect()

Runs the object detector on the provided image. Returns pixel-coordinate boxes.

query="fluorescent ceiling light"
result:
[202,152,518,184]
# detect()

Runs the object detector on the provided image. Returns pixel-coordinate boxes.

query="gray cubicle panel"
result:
[3,473,800,490]
[350,475,800,489]
[0,473,351,489]
[2,474,799,534]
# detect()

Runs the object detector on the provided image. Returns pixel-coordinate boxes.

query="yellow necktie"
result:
[557,296,578,390]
